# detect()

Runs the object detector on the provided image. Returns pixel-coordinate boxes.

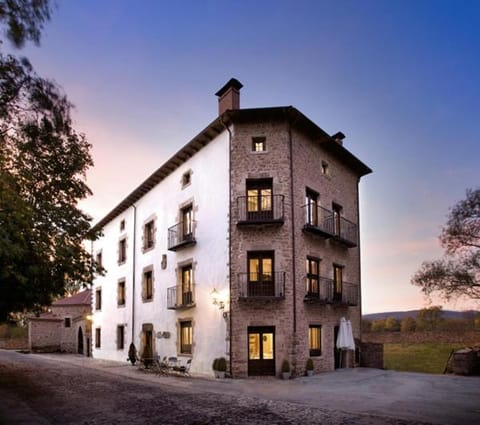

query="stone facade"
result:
[28,290,92,355]
[228,109,369,377]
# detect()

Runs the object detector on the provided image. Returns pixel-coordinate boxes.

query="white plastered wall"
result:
[92,130,230,376]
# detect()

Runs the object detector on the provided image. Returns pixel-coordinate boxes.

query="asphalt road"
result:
[0,350,478,424]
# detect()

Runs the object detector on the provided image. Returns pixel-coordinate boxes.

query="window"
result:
[64,317,71,328]
[120,219,125,231]
[252,136,266,152]
[117,325,125,350]
[117,280,126,306]
[182,170,192,187]
[247,251,274,296]
[180,320,192,354]
[95,328,101,348]
[181,264,193,306]
[333,264,343,301]
[118,238,127,264]
[143,220,155,250]
[309,325,322,357]
[95,251,102,268]
[246,178,273,220]
[143,269,153,301]
[332,203,342,236]
[305,188,319,226]
[181,204,194,240]
[306,257,320,296]
[95,288,102,310]
[321,161,329,175]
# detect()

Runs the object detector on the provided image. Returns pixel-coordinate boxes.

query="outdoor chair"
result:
[172,358,192,376]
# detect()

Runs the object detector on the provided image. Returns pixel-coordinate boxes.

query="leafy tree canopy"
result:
[0,0,99,320]
[412,188,480,302]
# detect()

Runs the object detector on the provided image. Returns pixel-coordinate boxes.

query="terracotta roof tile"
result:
[53,290,92,306]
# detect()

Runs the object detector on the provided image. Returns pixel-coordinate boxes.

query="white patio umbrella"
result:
[336,317,349,368]
[346,320,355,350]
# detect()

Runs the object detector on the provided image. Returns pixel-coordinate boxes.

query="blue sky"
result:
[19,0,480,313]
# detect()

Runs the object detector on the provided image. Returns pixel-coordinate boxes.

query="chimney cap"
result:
[332,131,346,141]
[215,78,243,97]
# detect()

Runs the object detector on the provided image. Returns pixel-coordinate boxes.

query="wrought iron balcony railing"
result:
[167,221,196,251]
[304,277,358,306]
[238,272,285,299]
[167,284,195,309]
[237,195,285,225]
[302,204,357,247]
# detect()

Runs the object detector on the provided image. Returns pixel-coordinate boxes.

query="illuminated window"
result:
[117,280,126,306]
[246,178,273,220]
[252,137,266,152]
[305,188,319,226]
[309,325,322,357]
[333,264,343,302]
[180,321,192,354]
[321,161,329,175]
[306,257,320,296]
[247,251,274,297]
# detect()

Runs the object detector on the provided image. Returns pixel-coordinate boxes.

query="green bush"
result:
[212,358,219,371]
[306,358,314,371]
[216,357,227,372]
[281,359,290,373]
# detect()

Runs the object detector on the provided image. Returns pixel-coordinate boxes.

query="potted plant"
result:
[306,358,314,376]
[281,359,291,380]
[212,358,219,378]
[216,357,227,378]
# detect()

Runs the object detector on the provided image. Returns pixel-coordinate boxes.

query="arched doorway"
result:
[78,327,84,355]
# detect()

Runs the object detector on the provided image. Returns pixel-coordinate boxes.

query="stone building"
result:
[90,79,371,377]
[28,290,92,355]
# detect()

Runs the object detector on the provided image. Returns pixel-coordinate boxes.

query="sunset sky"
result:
[19,0,480,314]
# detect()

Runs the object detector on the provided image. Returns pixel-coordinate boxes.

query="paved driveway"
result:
[2,350,480,424]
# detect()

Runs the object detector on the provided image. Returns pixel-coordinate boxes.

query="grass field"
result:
[383,342,464,374]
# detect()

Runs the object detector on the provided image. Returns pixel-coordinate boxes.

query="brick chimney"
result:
[332,131,346,146]
[215,78,243,115]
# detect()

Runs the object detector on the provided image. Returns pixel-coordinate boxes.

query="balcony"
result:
[167,284,195,310]
[238,272,285,300]
[304,278,358,306]
[237,195,285,226]
[167,221,196,251]
[302,204,357,248]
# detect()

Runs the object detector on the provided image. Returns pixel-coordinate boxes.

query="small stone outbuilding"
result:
[28,290,92,355]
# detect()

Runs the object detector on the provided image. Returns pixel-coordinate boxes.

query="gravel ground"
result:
[0,350,429,425]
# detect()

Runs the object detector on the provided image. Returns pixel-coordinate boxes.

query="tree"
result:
[411,188,480,301]
[384,317,400,332]
[400,316,416,333]
[416,306,443,331]
[0,1,99,320]
[370,319,385,332]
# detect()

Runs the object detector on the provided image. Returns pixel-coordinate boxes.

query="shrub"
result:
[306,358,314,371]
[217,357,227,372]
[281,359,290,373]
[212,358,219,371]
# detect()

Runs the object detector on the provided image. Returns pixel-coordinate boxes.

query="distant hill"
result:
[363,310,479,321]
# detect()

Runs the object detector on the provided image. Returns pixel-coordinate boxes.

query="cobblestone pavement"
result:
[0,350,453,425]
